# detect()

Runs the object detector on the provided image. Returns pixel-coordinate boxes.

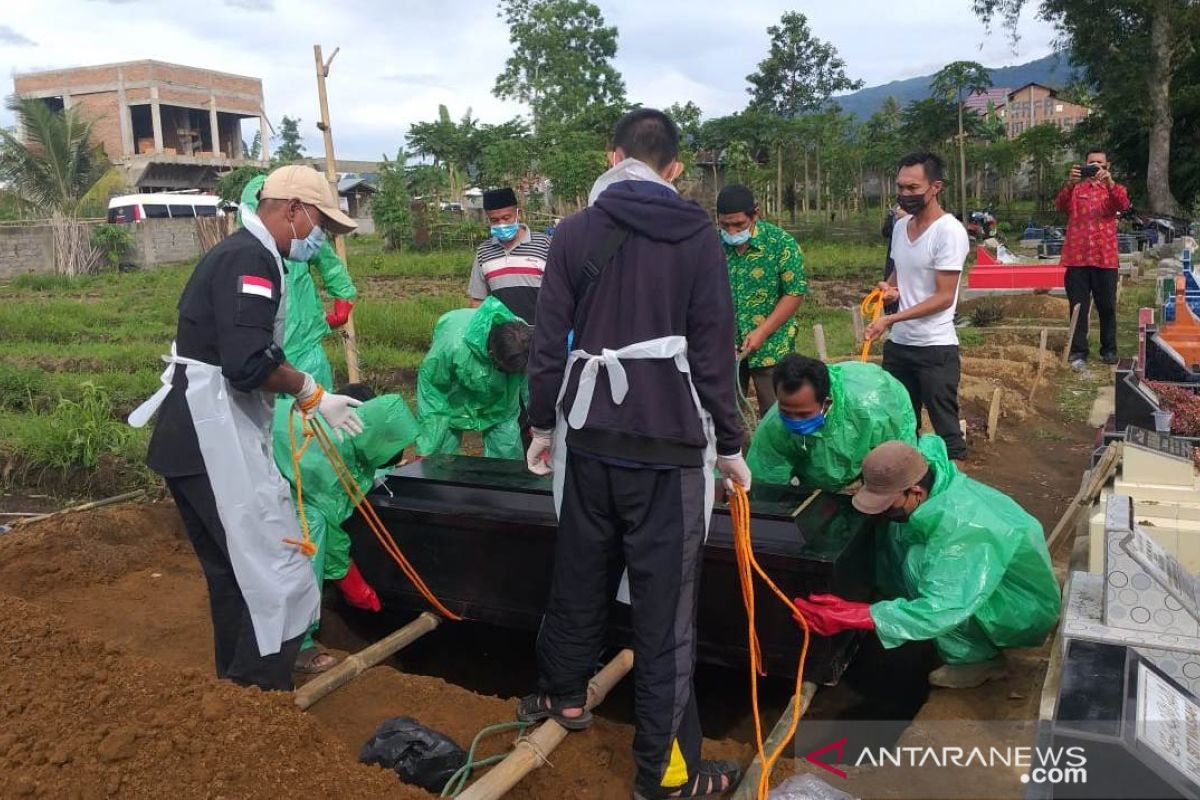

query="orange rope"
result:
[286,407,462,621]
[860,289,886,361]
[730,484,810,800]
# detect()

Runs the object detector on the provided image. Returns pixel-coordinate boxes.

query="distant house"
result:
[998,82,1091,139]
[964,87,1011,117]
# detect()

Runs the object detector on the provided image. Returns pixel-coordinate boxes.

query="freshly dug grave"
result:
[959,294,1070,320]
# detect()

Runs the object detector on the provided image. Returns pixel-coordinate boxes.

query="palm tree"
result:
[0,97,109,274]
[931,61,992,219]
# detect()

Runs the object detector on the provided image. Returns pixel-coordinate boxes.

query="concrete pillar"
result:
[150,87,164,154]
[116,69,133,157]
[209,96,220,158]
[259,111,270,162]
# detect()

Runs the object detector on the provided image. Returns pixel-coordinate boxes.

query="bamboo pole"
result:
[12,490,146,528]
[1027,328,1050,404]
[812,324,828,362]
[731,682,819,800]
[986,388,1003,442]
[1062,304,1082,366]
[1045,443,1121,555]
[851,307,865,347]
[294,612,440,710]
[313,44,361,383]
[458,649,634,800]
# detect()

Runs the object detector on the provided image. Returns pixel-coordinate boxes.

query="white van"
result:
[107,193,223,224]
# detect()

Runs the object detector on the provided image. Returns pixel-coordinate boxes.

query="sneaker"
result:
[928,656,1008,689]
[1069,357,1087,372]
[1101,352,1119,365]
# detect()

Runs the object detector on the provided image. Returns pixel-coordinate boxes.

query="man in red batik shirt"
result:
[1056,148,1131,369]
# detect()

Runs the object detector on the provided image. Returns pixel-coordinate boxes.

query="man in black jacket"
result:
[520,109,750,799]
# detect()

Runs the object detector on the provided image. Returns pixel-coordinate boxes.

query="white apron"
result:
[550,335,717,603]
[130,210,319,656]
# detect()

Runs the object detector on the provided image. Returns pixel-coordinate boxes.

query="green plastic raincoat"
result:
[870,435,1062,664]
[746,361,917,491]
[239,174,357,389]
[273,394,420,648]
[416,296,526,460]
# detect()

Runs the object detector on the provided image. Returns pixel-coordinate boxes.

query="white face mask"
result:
[587,157,679,206]
[288,206,325,262]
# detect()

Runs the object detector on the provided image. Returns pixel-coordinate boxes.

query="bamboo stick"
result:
[731,682,819,800]
[457,649,634,800]
[1045,443,1121,554]
[294,612,440,710]
[1062,304,1082,366]
[851,307,865,346]
[986,388,1003,442]
[12,490,146,528]
[1027,328,1050,403]
[812,325,828,362]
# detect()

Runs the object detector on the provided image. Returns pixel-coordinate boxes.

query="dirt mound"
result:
[0,503,186,597]
[0,594,426,800]
[959,294,1069,320]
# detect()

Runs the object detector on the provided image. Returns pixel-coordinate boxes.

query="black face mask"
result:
[897,193,928,215]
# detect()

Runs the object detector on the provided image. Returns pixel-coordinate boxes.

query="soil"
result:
[959,294,1070,321]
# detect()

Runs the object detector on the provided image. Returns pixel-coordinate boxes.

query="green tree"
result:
[931,60,992,218]
[0,97,109,274]
[899,98,959,152]
[407,105,481,201]
[216,165,267,203]
[371,150,413,251]
[746,11,863,117]
[243,130,262,160]
[272,116,306,165]
[665,101,704,142]
[539,126,607,212]
[973,0,1200,215]
[493,0,626,130]
[1017,123,1066,210]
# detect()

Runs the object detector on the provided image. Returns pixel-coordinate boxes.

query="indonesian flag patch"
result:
[239,275,275,300]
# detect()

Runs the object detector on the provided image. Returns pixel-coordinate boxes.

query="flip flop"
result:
[293,649,339,674]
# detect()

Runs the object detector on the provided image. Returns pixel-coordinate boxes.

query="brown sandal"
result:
[294,648,339,674]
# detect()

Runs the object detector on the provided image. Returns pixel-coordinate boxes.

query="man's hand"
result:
[864,315,893,341]
[526,428,553,476]
[314,392,364,437]
[326,299,354,329]
[1068,164,1082,185]
[717,453,752,493]
[792,593,875,637]
[739,328,768,357]
[876,281,899,304]
[1096,166,1115,188]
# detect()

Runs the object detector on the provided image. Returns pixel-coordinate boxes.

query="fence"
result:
[0,218,213,278]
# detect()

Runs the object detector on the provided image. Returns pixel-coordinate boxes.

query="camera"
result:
[1080,163,1100,179]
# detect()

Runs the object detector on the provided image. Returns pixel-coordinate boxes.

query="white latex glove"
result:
[315,392,364,437]
[526,428,553,476]
[717,453,752,493]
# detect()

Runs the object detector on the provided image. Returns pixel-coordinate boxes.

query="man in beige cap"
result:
[131,164,365,691]
[793,435,1060,689]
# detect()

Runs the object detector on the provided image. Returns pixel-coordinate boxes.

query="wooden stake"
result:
[986,387,1003,442]
[12,490,146,528]
[457,649,634,800]
[294,612,440,710]
[1028,328,1049,404]
[731,682,819,800]
[790,489,822,519]
[1045,442,1121,555]
[1062,304,1081,366]
[851,306,865,346]
[812,324,828,362]
[313,44,361,383]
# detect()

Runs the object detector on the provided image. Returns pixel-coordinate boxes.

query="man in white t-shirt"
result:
[865,152,970,461]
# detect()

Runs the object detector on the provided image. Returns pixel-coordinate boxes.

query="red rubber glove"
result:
[326,299,354,329]
[336,560,381,612]
[792,593,875,637]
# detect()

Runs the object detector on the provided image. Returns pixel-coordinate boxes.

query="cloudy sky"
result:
[0,1,1058,160]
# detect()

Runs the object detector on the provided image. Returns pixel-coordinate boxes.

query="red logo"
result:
[805,737,848,779]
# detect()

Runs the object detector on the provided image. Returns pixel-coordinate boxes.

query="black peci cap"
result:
[483,187,518,211]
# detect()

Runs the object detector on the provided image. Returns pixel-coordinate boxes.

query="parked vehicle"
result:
[107,193,222,223]
[966,206,997,240]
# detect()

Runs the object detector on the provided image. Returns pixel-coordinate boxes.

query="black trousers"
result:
[1064,266,1119,361]
[166,474,303,691]
[883,341,967,460]
[537,451,706,793]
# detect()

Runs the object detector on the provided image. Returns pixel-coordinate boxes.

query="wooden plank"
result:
[1062,304,1082,366]
[987,388,1003,442]
[1028,328,1050,404]
[812,324,828,362]
[1045,443,1121,554]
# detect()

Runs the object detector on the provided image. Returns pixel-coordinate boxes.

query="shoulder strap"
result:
[572,223,630,337]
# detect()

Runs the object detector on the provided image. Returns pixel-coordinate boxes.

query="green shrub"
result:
[90,223,134,271]
[37,381,134,469]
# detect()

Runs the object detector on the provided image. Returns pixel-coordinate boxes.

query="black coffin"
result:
[348,456,876,684]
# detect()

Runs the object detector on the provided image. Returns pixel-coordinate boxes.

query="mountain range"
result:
[833,52,1080,119]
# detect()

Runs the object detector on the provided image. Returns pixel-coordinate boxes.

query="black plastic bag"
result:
[359,716,468,792]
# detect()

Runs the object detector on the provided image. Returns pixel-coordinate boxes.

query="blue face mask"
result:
[491,222,520,242]
[288,208,325,262]
[781,411,826,436]
[721,228,752,247]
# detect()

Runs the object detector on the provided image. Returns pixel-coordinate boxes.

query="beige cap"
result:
[260,165,357,235]
[852,441,929,515]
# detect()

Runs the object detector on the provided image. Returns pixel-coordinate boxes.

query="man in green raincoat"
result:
[746,354,917,491]
[416,296,532,460]
[275,384,420,672]
[239,173,357,390]
[793,435,1061,688]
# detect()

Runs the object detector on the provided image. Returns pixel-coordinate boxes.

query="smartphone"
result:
[1081,163,1100,179]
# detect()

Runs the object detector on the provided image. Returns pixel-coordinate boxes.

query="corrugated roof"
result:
[964,87,1011,114]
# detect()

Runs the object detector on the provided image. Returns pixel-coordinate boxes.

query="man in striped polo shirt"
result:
[468,187,550,324]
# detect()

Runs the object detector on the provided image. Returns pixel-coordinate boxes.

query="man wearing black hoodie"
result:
[519,109,750,799]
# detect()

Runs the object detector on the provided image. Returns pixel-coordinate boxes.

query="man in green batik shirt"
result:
[717,184,808,417]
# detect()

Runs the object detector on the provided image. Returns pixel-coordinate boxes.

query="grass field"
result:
[0,230,1134,500]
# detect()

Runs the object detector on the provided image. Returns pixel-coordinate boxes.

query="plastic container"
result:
[1153,410,1174,433]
